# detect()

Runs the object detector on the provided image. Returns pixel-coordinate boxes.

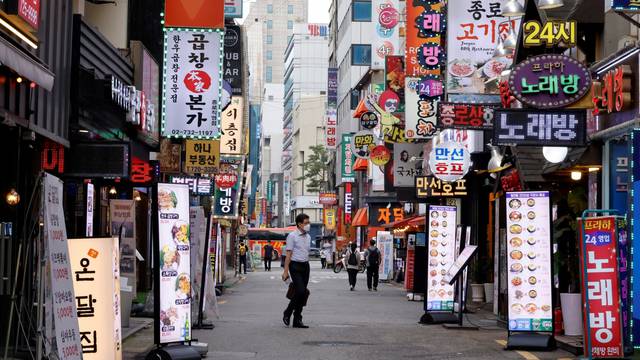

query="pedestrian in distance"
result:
[282,213,312,328]
[320,245,327,269]
[238,240,248,275]
[346,242,362,291]
[264,240,274,271]
[364,239,380,291]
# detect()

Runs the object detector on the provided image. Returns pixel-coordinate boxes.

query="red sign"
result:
[164,0,224,29]
[41,140,64,173]
[370,145,391,166]
[319,192,337,206]
[344,183,353,225]
[438,103,496,130]
[404,247,415,291]
[379,6,399,29]
[592,65,631,116]
[215,172,238,189]
[131,157,154,184]
[579,217,624,358]
[18,0,39,30]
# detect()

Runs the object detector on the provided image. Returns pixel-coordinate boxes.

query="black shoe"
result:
[292,322,309,328]
[283,312,291,326]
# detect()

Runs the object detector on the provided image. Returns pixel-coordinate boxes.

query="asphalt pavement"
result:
[186,261,575,360]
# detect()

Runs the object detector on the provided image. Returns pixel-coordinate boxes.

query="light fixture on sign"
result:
[487,144,504,179]
[571,171,582,181]
[0,17,37,49]
[537,0,564,9]
[542,147,568,164]
[503,0,525,16]
[503,26,518,50]
[493,37,511,58]
[109,186,117,195]
[5,188,19,206]
[134,190,142,202]
[588,167,600,172]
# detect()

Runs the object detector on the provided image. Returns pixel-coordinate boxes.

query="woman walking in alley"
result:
[345,242,361,291]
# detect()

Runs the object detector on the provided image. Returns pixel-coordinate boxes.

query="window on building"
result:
[350,89,359,110]
[266,50,273,60]
[288,4,294,14]
[267,20,273,29]
[352,1,372,22]
[266,66,273,82]
[268,95,274,101]
[267,4,273,13]
[351,44,371,65]
[288,20,293,29]
[267,35,273,44]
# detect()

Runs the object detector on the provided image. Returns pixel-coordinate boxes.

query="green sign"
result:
[267,180,273,203]
[341,133,355,183]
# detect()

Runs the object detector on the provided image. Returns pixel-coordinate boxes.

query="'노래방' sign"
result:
[508,54,591,109]
[184,139,220,174]
[427,205,457,311]
[326,109,338,150]
[220,97,243,154]
[162,29,223,138]
[522,20,577,48]
[406,1,444,78]
[493,109,586,146]
[429,142,471,182]
[438,103,496,130]
[592,65,632,116]
[416,176,468,198]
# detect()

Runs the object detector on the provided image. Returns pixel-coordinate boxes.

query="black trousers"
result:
[367,266,379,289]
[264,257,272,271]
[347,268,358,287]
[285,261,310,322]
[281,255,286,267]
[320,258,326,268]
[239,255,247,274]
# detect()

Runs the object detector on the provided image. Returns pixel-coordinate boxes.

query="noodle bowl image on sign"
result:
[351,130,376,159]
[370,145,391,166]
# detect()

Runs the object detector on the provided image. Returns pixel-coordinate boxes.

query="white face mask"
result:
[303,224,311,232]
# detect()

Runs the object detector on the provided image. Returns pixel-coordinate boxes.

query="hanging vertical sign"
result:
[405,1,444,78]
[86,183,94,237]
[220,97,244,154]
[162,29,223,138]
[43,173,82,360]
[405,78,438,140]
[213,158,243,218]
[223,25,243,95]
[377,231,394,280]
[69,237,122,359]
[344,183,353,224]
[426,205,457,311]
[341,134,355,183]
[372,0,400,70]
[157,183,191,344]
[164,0,224,28]
[110,200,137,296]
[326,109,337,150]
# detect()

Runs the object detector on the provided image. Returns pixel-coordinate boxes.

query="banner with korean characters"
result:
[213,157,243,219]
[43,173,82,360]
[109,200,137,295]
[341,134,355,183]
[184,139,220,174]
[506,191,553,333]
[69,237,122,359]
[426,205,457,312]
[372,0,401,70]
[393,143,424,187]
[326,109,337,149]
[162,29,223,138]
[447,0,523,94]
[405,1,444,78]
[405,78,437,140]
[438,103,497,130]
[324,208,337,231]
[376,231,394,280]
[169,176,214,196]
[416,176,468,198]
[220,97,243,154]
[578,216,629,358]
[157,183,191,344]
[493,109,586,147]
[428,141,471,182]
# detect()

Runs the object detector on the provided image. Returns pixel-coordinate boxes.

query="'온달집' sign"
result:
[162,29,223,138]
[69,237,122,359]
[592,65,632,116]
[43,173,82,360]
[522,20,577,48]
[508,54,591,109]
[579,217,625,358]
[429,142,471,182]
[493,109,586,146]
[427,205,457,311]
[184,139,220,174]
[506,191,553,333]
[157,183,191,344]
[220,97,243,154]
[438,103,496,130]
[416,176,467,198]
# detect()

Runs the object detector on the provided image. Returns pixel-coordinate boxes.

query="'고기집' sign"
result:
[493,109,586,146]
[416,176,467,198]
[439,103,496,130]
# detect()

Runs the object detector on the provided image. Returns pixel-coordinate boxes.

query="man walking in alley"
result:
[239,240,248,275]
[346,242,362,291]
[264,240,274,271]
[282,213,311,328]
[364,239,380,291]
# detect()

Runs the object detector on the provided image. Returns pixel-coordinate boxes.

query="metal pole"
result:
[35,221,44,360]
[2,243,22,360]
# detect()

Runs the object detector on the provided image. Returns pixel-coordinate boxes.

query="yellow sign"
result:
[184,139,220,174]
[523,20,576,48]
[324,208,337,231]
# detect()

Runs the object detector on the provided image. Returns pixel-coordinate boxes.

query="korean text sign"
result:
[169,176,214,196]
[326,109,337,150]
[439,103,496,130]
[162,29,223,138]
[213,158,242,218]
[372,0,400,70]
[416,176,467,198]
[406,1,444,78]
[428,142,470,182]
[220,97,243,154]
[493,109,586,146]
[43,173,82,360]
[447,0,521,94]
[184,139,220,174]
[405,78,438,140]
[341,134,355,183]
[157,183,191,343]
[369,203,404,226]
[69,237,122,359]
[579,217,624,358]
[426,205,457,311]
[506,192,552,333]
[394,143,424,187]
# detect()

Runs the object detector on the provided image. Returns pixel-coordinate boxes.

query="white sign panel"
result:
[291,195,323,210]
[162,29,223,138]
[405,78,437,140]
[325,109,337,150]
[426,205,457,312]
[224,0,243,18]
[86,183,94,237]
[393,143,424,187]
[377,231,394,280]
[220,96,243,154]
[43,173,82,360]
[190,206,205,321]
[429,141,471,182]
[372,0,401,70]
[157,183,191,343]
[506,191,553,332]
[110,200,136,295]
[69,237,122,359]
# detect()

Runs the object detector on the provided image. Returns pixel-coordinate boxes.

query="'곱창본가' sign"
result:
[416,176,467,198]
[438,103,496,130]
[427,205,457,311]
[506,191,553,333]
[162,29,223,138]
[508,54,591,109]
[578,217,625,358]
[428,142,471,182]
[493,109,586,146]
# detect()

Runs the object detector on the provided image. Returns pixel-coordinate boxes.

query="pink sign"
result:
[18,0,39,30]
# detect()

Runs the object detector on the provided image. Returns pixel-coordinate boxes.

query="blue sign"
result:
[631,130,640,346]
[609,141,629,215]
[613,0,640,11]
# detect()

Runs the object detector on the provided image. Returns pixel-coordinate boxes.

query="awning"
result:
[353,158,368,171]
[352,99,369,118]
[351,207,368,227]
[382,215,425,229]
[0,35,54,91]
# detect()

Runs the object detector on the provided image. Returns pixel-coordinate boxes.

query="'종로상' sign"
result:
[438,103,496,130]
[493,109,586,146]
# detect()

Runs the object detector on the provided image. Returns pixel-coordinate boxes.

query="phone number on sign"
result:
[170,130,217,137]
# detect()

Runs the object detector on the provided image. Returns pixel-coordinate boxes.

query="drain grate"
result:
[303,341,370,347]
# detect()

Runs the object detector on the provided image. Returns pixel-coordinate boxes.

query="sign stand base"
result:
[506,333,556,351]
[420,312,458,324]
[145,344,202,360]
[442,323,478,331]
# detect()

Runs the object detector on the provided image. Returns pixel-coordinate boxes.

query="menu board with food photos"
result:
[506,191,553,332]
[426,205,458,312]
[157,183,191,343]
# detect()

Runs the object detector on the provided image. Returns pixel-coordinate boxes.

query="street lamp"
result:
[503,0,525,16]
[538,0,564,9]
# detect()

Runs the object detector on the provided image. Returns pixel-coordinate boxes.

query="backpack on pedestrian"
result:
[368,248,380,268]
[239,244,247,256]
[348,250,358,266]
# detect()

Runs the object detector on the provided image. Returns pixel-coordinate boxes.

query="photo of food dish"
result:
[510,263,523,273]
[430,240,439,248]
[527,238,537,246]
[430,270,438,277]
[511,277,522,286]
[541,305,551,312]
[430,249,438,257]
[510,250,523,260]
[527,251,536,259]
[160,245,180,271]
[442,212,448,218]
[529,290,537,299]
[527,199,536,207]
[160,306,178,326]
[510,237,523,247]
[438,289,447,298]
[510,224,523,234]
[175,273,191,298]
[429,258,438,267]
[441,269,447,275]
[430,230,439,238]
[527,225,536,233]
[429,290,437,298]
[171,221,190,244]
[528,264,537,271]
[431,220,439,227]
[515,290,524,299]
[482,58,510,78]
[509,199,522,209]
[448,59,476,77]
[431,211,439,219]
[525,303,537,314]
[511,303,523,314]
[442,221,448,227]
[158,189,178,210]
[527,211,536,220]
[509,211,522,222]
[528,276,537,285]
